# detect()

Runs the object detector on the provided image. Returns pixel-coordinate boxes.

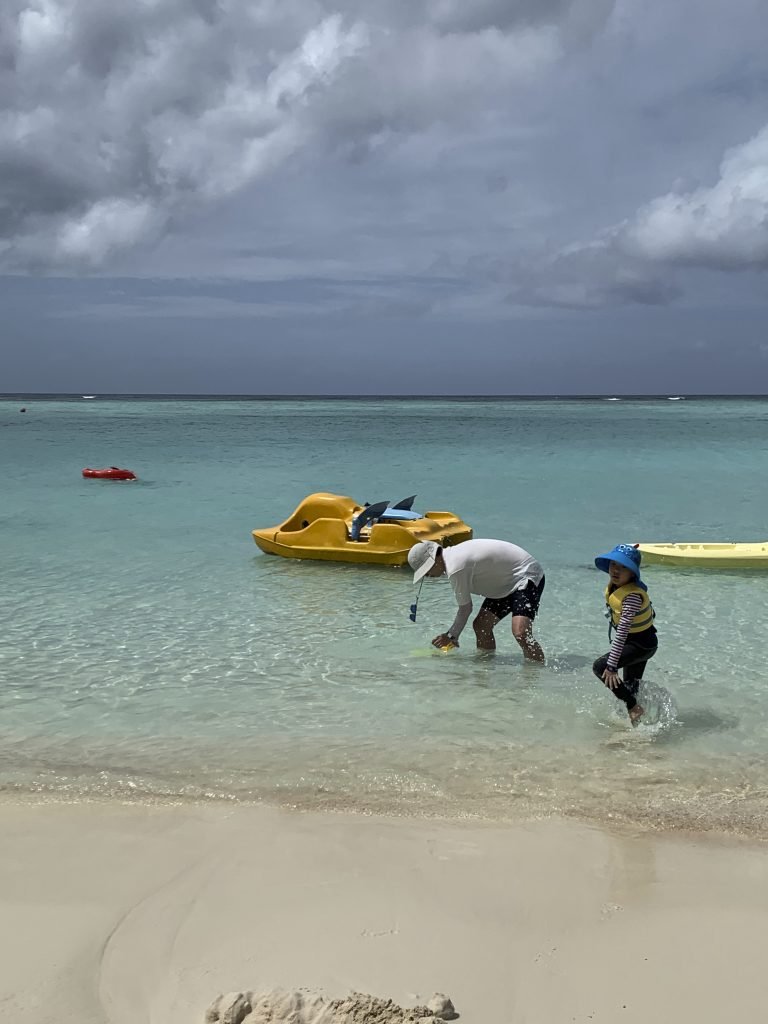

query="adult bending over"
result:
[408,538,545,662]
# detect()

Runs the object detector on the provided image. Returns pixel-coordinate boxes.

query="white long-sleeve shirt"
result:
[442,539,544,638]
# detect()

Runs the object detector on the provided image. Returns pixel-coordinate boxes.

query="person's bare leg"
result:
[473,609,499,650]
[625,673,646,725]
[511,615,545,662]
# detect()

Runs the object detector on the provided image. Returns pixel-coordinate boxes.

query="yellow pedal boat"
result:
[637,542,768,568]
[252,492,473,565]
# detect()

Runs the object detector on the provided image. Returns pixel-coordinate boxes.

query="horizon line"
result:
[3,392,768,400]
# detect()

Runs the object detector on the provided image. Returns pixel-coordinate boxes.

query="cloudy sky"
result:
[2,0,767,393]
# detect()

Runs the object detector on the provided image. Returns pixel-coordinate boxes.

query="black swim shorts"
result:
[480,576,545,621]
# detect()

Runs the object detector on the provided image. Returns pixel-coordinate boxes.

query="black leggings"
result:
[593,636,658,711]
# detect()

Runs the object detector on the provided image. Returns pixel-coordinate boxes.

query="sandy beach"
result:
[2,800,767,1023]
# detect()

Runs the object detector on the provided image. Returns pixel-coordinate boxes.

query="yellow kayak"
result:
[252,492,473,565]
[637,542,768,568]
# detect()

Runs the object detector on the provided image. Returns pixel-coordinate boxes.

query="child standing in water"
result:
[593,544,657,725]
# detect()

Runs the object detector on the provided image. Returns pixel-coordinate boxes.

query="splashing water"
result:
[636,680,679,732]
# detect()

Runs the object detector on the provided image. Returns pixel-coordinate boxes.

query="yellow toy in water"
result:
[252,492,472,566]
[409,644,457,658]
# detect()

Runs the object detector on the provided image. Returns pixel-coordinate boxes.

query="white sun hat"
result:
[408,540,440,583]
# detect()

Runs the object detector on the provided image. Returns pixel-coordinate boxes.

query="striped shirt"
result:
[607,592,643,670]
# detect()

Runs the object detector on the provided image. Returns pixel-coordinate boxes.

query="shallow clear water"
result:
[2,396,768,834]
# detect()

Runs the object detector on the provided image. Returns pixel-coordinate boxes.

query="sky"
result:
[1,0,767,394]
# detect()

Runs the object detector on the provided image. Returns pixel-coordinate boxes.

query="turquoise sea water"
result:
[2,396,768,835]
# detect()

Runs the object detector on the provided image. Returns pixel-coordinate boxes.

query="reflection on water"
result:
[546,653,595,672]
[655,707,740,743]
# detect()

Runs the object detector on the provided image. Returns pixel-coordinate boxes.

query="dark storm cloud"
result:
[1,0,767,315]
[0,0,608,270]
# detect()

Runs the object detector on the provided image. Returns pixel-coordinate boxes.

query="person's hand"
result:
[602,667,620,689]
[432,633,458,649]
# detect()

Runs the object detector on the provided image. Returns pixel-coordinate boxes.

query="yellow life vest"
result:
[604,583,655,634]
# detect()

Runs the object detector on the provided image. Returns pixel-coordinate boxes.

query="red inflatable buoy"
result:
[82,466,137,481]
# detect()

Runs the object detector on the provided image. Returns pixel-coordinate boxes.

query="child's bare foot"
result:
[629,705,645,727]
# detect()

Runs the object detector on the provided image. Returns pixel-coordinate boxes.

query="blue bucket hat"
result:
[595,543,644,586]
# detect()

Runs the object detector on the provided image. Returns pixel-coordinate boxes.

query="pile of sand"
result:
[205,990,457,1024]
